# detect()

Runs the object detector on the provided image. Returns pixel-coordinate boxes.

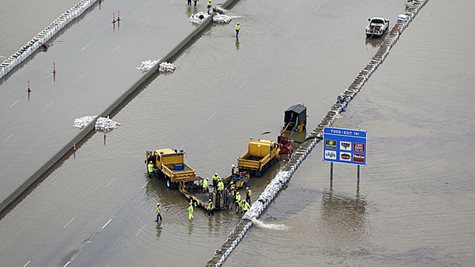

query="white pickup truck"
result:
[365,17,389,38]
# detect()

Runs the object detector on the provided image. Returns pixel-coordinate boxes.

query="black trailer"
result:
[283,104,307,132]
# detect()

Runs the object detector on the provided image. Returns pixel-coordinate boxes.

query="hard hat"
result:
[246,187,249,189]
[232,164,235,167]
[157,203,160,206]
[214,173,218,176]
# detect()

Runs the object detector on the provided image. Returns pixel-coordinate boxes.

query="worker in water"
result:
[223,187,231,209]
[217,179,224,208]
[207,0,212,14]
[229,180,235,198]
[147,161,154,178]
[231,164,238,176]
[242,200,250,214]
[193,0,198,7]
[187,0,191,6]
[155,202,162,222]
[212,173,220,189]
[246,186,252,205]
[207,199,214,216]
[188,201,194,221]
[235,191,242,208]
[202,177,209,193]
[234,23,240,38]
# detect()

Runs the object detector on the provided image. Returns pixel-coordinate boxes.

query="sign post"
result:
[323,127,367,189]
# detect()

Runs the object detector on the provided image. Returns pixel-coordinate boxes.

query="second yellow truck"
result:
[237,138,280,177]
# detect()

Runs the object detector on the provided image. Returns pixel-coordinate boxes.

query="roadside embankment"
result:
[0,0,98,80]
[206,1,429,266]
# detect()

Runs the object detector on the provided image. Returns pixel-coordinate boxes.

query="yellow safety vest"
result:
[203,179,208,189]
[218,181,224,191]
[148,163,154,173]
[235,24,240,31]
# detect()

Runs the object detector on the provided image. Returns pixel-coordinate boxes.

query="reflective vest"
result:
[188,204,194,214]
[207,0,212,6]
[235,192,241,202]
[243,201,250,212]
[235,24,240,31]
[203,179,208,189]
[246,189,251,198]
[217,181,224,191]
[156,206,161,213]
[148,163,154,173]
[212,174,220,181]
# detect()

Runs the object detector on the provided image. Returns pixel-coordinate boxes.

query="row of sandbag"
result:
[210,0,429,266]
[0,0,97,79]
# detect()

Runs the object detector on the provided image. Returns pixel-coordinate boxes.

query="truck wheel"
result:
[166,177,172,189]
[256,170,262,177]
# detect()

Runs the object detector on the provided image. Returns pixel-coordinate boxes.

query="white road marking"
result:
[80,43,91,51]
[208,111,217,120]
[9,99,19,107]
[135,224,147,236]
[79,73,88,80]
[63,260,71,267]
[23,260,31,267]
[63,217,74,228]
[44,100,55,108]
[110,44,120,54]
[101,219,112,230]
[4,133,15,143]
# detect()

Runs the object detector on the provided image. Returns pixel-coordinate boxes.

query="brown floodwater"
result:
[3,0,471,266]
[225,0,475,266]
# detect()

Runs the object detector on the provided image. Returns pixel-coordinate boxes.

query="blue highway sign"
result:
[323,127,367,166]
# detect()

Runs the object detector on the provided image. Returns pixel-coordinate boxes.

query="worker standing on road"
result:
[202,177,209,193]
[212,173,220,189]
[187,0,191,6]
[242,200,250,214]
[207,199,214,216]
[234,23,240,38]
[235,191,242,210]
[217,179,224,208]
[188,201,194,221]
[246,186,252,205]
[207,0,212,14]
[147,161,154,178]
[155,202,162,222]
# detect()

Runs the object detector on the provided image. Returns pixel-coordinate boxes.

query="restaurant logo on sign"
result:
[323,127,367,166]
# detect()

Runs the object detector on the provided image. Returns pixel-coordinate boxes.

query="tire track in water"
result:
[206,0,430,266]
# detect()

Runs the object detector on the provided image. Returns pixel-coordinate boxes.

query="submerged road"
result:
[0,0,404,266]
[0,0,198,211]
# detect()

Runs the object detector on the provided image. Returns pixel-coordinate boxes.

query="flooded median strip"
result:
[206,0,429,266]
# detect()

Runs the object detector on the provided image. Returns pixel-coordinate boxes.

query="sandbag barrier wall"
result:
[0,0,99,80]
[0,0,240,214]
[206,1,429,266]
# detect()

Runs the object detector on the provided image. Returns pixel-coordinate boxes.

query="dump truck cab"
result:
[237,139,280,177]
[146,148,197,189]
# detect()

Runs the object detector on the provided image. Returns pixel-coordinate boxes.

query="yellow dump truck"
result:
[146,148,197,189]
[237,139,280,177]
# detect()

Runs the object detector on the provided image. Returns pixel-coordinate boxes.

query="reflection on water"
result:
[365,37,383,48]
[321,190,367,235]
[155,223,162,240]
[235,38,240,50]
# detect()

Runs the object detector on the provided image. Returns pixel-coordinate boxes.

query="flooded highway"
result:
[1,0,472,266]
[225,0,475,266]
[0,0,197,210]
